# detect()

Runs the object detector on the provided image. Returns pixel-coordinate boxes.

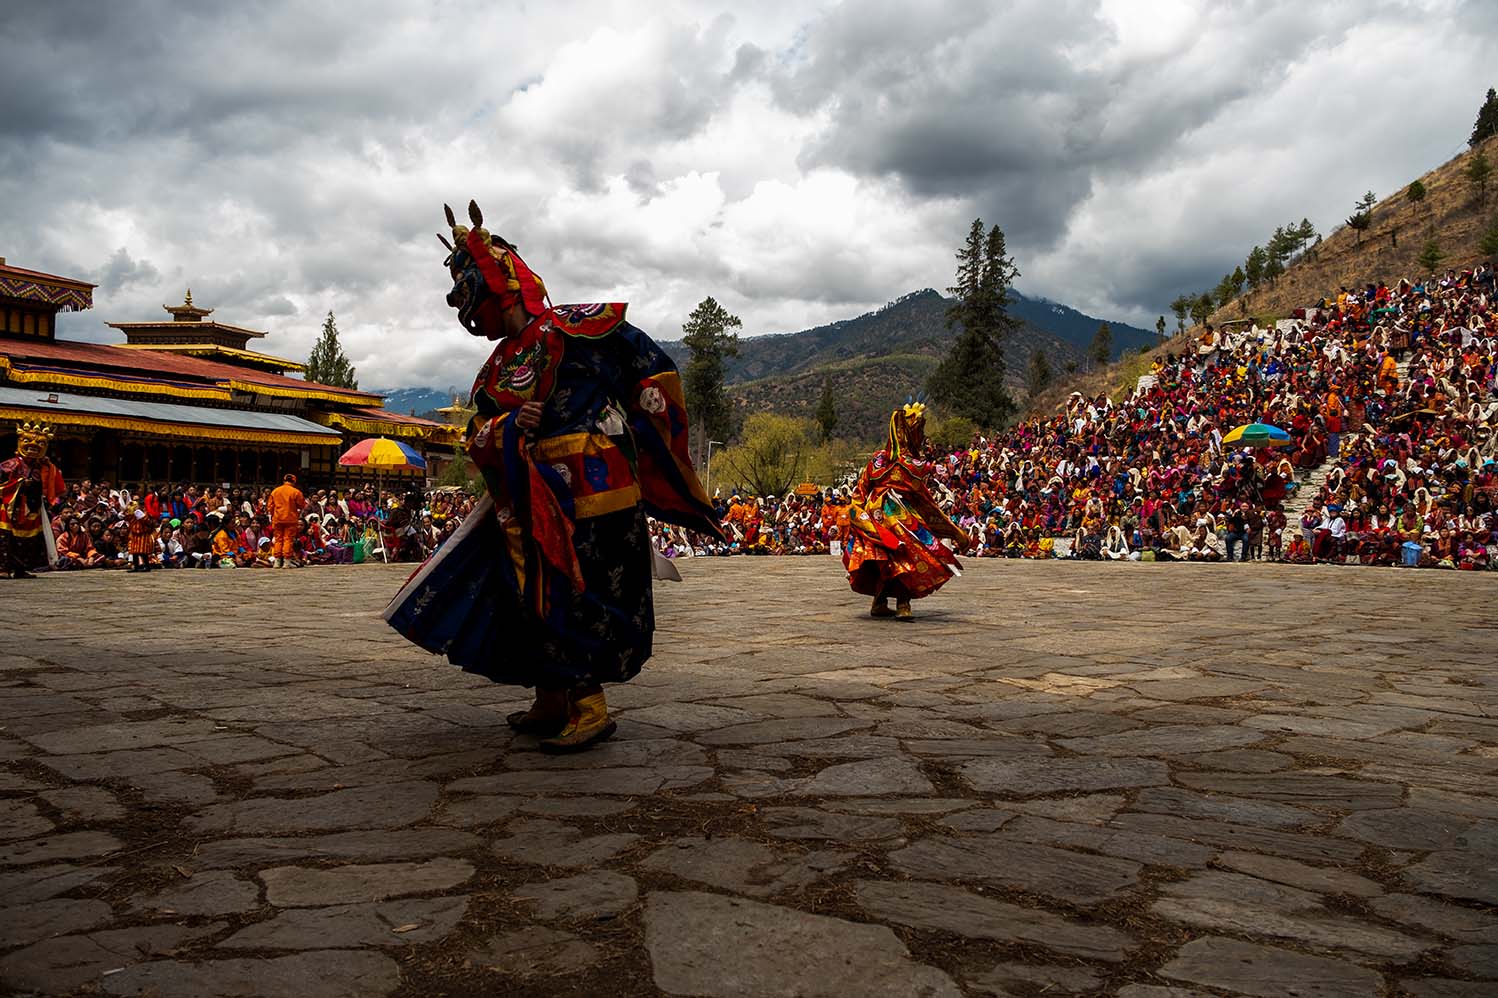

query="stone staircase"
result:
[1281,460,1336,519]
[1280,357,1410,520]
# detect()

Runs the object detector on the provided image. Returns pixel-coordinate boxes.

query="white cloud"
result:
[2,0,1492,390]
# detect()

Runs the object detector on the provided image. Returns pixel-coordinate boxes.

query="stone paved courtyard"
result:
[1,559,1496,997]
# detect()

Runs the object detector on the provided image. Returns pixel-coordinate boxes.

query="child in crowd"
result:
[126,508,156,572]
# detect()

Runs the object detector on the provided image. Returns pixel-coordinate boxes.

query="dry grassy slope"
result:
[728,353,941,442]
[1020,135,1498,419]
[1211,134,1498,323]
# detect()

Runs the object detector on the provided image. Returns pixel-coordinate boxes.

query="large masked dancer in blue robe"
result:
[386,201,722,753]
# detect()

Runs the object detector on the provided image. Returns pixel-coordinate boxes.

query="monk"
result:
[268,474,306,569]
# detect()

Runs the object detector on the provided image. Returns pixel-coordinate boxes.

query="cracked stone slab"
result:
[1217,850,1383,898]
[889,833,1142,904]
[761,807,906,841]
[1160,936,1384,997]
[0,898,113,947]
[0,924,224,992]
[997,814,1216,868]
[959,756,1170,796]
[1173,771,1403,811]
[514,871,638,921]
[448,765,711,796]
[618,703,757,732]
[1154,871,1426,960]
[697,717,874,746]
[260,857,473,907]
[220,896,469,949]
[135,870,262,915]
[1370,894,1498,943]
[469,926,600,978]
[187,780,439,833]
[187,828,480,869]
[38,786,127,823]
[133,770,222,805]
[1335,808,1474,851]
[792,757,935,796]
[1108,812,1366,865]
[101,949,401,997]
[965,962,1103,995]
[1058,723,1266,756]
[1446,945,1498,978]
[491,818,640,868]
[0,830,121,865]
[640,836,850,897]
[22,717,226,755]
[503,737,709,771]
[0,800,55,841]
[1402,850,1498,905]
[1130,787,1315,829]
[645,890,961,997]
[856,880,1133,962]
[0,863,119,907]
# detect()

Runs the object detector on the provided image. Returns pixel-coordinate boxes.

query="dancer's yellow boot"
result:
[870,596,895,618]
[540,689,618,754]
[506,688,569,737]
[895,597,913,621]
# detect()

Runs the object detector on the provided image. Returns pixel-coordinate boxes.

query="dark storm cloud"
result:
[770,0,1379,253]
[91,249,160,295]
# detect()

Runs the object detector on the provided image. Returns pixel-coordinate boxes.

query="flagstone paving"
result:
[2,559,1497,996]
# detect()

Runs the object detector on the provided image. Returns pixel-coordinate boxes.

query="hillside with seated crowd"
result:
[655,260,1498,569]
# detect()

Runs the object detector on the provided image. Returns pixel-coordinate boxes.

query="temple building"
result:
[0,258,458,487]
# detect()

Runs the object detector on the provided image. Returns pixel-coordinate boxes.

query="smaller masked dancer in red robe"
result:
[1,421,65,579]
[842,403,965,620]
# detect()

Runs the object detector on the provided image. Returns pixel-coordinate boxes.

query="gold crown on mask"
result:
[901,401,927,421]
[16,421,54,448]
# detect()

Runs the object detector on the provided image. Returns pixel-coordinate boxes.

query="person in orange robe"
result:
[842,402,966,620]
[267,474,306,568]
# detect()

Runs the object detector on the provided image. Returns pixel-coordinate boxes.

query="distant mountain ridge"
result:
[654,288,1153,439]
[368,386,461,419]
[655,288,1154,383]
[378,289,1153,440]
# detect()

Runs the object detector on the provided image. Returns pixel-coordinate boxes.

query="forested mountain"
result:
[655,288,1151,440]
[384,289,1152,441]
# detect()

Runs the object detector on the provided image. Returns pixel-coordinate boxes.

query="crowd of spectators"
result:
[31,264,1495,574]
[45,481,477,570]
[659,262,1498,570]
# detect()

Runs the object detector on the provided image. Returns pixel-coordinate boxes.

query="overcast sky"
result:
[3,0,1494,391]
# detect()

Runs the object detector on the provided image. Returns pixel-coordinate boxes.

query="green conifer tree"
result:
[1089,322,1113,369]
[1467,151,1492,204]
[1470,87,1498,147]
[1417,239,1445,273]
[814,377,838,443]
[681,297,742,454]
[305,311,358,389]
[926,219,1018,428]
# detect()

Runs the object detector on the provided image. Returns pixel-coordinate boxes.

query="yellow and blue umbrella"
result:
[1222,422,1292,448]
[337,437,427,471]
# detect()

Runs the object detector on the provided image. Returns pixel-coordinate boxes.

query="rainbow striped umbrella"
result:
[337,437,427,470]
[1222,422,1293,448]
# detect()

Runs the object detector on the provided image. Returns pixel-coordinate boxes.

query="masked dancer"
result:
[387,202,722,753]
[843,402,965,620]
[1,422,64,579]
